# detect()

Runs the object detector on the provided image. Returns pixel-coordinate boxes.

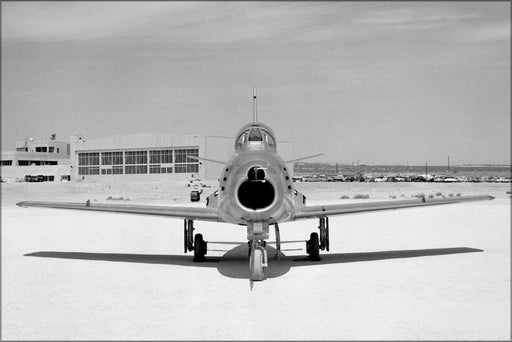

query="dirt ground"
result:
[2,181,510,340]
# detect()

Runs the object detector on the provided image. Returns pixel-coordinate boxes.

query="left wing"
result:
[16,201,220,222]
[292,195,494,220]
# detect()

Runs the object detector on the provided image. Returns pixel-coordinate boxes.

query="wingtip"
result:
[16,201,27,207]
[489,195,495,200]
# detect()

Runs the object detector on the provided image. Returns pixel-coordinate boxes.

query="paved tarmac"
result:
[2,182,509,339]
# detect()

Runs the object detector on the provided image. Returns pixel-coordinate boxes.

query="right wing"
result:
[292,195,494,220]
[16,201,220,222]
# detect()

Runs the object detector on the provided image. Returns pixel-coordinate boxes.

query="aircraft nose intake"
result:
[238,167,275,210]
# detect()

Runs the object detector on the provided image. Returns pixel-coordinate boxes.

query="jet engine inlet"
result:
[238,179,275,210]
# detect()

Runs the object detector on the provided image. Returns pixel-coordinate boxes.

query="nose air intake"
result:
[238,167,275,210]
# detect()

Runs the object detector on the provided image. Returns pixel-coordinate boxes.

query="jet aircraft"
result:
[17,94,495,281]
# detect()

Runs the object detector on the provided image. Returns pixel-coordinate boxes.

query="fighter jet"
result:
[17,93,495,281]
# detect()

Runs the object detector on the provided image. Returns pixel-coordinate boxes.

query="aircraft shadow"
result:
[25,246,482,280]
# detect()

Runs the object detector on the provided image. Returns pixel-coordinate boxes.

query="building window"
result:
[187,164,199,173]
[101,165,123,175]
[78,166,99,175]
[18,160,57,166]
[149,149,173,164]
[174,148,198,163]
[35,147,48,153]
[174,148,199,173]
[101,151,123,165]
[113,166,123,174]
[78,153,99,175]
[125,165,147,174]
[175,164,187,173]
[149,165,173,174]
[49,147,55,153]
[125,150,147,174]
[78,152,100,166]
[125,151,147,165]
[1,160,13,166]
[149,165,161,174]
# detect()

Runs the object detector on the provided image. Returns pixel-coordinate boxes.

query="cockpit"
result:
[235,124,276,151]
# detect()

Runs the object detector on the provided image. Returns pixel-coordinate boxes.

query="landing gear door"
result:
[206,190,219,208]
[293,189,307,207]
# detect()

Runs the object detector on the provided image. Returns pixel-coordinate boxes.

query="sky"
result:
[1,1,510,165]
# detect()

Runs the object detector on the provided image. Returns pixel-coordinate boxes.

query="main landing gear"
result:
[184,219,207,262]
[306,216,330,261]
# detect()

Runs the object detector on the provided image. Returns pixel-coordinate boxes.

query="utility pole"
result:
[425,163,428,180]
[448,156,450,172]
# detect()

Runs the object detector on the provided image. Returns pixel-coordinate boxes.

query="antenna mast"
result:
[253,87,257,122]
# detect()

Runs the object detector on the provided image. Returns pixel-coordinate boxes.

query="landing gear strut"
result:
[184,219,207,262]
[274,223,281,260]
[318,216,330,251]
[249,239,268,281]
[306,216,330,261]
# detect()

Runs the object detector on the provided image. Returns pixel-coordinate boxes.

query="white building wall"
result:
[1,165,71,183]
[1,148,72,182]
[70,133,205,183]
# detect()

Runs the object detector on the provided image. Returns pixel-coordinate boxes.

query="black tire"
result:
[307,232,320,261]
[193,234,207,262]
[326,226,330,252]
[184,224,187,254]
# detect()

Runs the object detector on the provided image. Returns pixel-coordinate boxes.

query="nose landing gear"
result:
[249,240,268,281]
[274,223,281,260]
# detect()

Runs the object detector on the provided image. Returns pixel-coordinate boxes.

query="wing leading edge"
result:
[292,195,494,220]
[16,201,220,222]
[17,195,494,223]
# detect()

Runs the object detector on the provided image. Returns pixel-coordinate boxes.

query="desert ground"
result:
[2,180,510,340]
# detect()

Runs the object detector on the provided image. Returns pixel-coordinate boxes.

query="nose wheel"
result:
[249,240,268,281]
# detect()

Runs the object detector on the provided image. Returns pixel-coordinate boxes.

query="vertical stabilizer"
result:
[253,87,257,122]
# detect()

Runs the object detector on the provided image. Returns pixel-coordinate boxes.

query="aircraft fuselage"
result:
[218,148,295,226]
[207,122,296,239]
